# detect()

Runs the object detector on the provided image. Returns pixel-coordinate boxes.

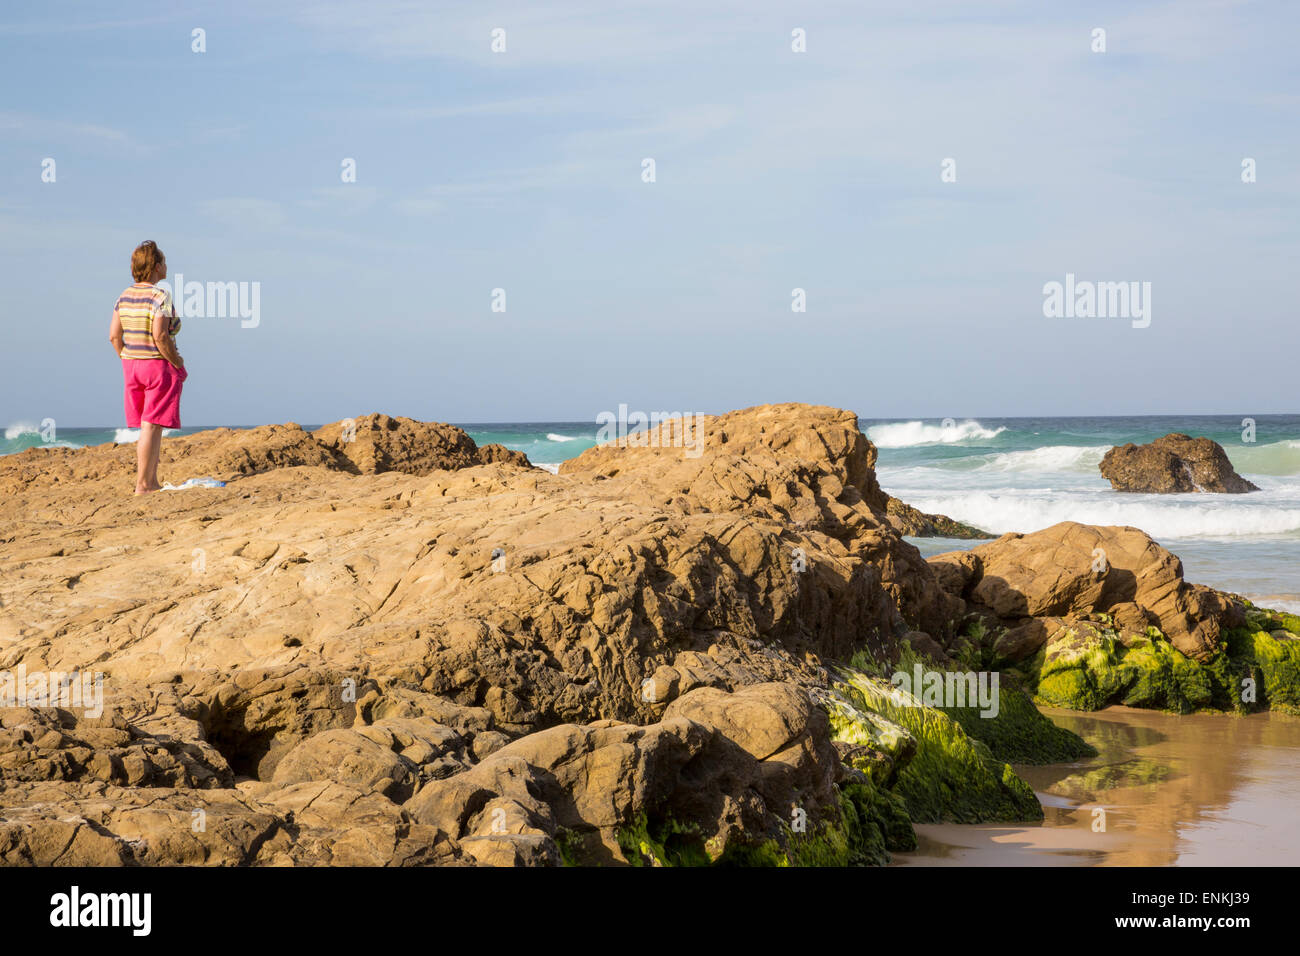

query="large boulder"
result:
[559,403,964,645]
[1099,433,1258,493]
[929,521,1243,660]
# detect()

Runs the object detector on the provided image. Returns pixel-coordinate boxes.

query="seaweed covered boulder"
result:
[1227,611,1300,715]
[928,521,1244,662]
[1099,433,1259,494]
[1029,623,1236,714]
[825,667,1043,824]
[1009,604,1300,716]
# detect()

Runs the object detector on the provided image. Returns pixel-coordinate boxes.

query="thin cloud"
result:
[0,111,145,152]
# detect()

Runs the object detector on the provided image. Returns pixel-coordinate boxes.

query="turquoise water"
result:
[6,415,1299,609]
[0,421,604,466]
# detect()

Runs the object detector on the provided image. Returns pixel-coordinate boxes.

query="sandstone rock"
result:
[1099,434,1258,493]
[928,522,1243,660]
[902,630,949,662]
[204,668,367,780]
[0,704,230,789]
[477,443,532,468]
[927,549,983,600]
[0,782,290,866]
[405,682,840,865]
[254,781,453,866]
[270,728,418,801]
[313,413,533,476]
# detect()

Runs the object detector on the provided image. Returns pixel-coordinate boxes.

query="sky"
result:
[1,0,1297,426]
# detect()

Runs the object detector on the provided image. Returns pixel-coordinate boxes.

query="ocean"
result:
[6,414,1300,612]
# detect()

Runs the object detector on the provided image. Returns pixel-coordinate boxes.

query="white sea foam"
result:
[1244,595,1300,615]
[114,428,180,443]
[4,423,39,440]
[896,490,1300,540]
[867,419,1006,448]
[536,463,560,474]
[546,433,577,442]
[973,445,1109,474]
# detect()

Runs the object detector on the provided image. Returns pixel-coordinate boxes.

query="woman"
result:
[108,241,187,494]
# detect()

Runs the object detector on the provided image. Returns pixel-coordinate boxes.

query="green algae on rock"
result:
[1225,607,1300,715]
[1030,625,1225,714]
[829,666,1043,824]
[833,645,1095,765]
[824,692,918,787]
[614,812,713,867]
[940,678,1098,764]
[713,782,918,867]
[610,780,917,867]
[1022,609,1300,716]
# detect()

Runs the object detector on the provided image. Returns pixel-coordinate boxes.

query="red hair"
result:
[131,240,164,282]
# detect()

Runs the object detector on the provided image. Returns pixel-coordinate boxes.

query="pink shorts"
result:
[123,358,187,429]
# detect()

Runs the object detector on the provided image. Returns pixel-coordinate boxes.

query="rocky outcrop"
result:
[314,413,531,475]
[1099,433,1259,493]
[556,405,964,644]
[0,404,1274,865]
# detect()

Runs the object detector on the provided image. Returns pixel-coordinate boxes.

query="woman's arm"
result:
[152,294,184,369]
[109,308,124,357]
[152,320,184,369]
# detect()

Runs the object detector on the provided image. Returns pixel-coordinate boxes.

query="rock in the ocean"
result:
[1099,433,1258,493]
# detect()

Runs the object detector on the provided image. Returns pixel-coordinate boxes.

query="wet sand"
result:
[892,705,1300,866]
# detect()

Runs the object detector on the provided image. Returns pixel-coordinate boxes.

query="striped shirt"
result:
[116,283,180,360]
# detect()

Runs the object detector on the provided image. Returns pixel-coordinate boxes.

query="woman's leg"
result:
[148,423,163,490]
[136,423,161,494]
